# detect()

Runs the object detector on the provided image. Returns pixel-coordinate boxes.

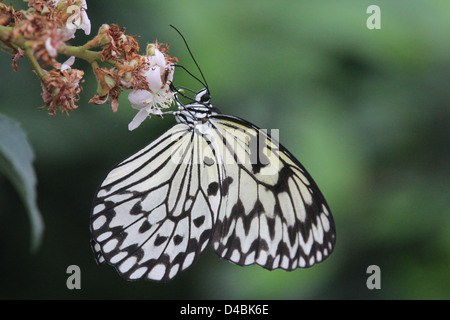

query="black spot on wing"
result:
[130,201,142,215]
[154,236,168,246]
[221,176,234,196]
[193,216,205,228]
[173,235,183,245]
[207,182,219,196]
[138,220,151,233]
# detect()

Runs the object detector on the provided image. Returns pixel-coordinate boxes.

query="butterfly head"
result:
[173,87,221,125]
[195,88,211,105]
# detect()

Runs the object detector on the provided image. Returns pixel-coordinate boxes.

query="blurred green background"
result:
[0,0,449,299]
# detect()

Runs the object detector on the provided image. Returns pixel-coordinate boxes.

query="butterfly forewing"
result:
[90,123,222,281]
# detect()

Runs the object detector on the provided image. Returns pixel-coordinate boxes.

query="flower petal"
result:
[45,38,57,57]
[128,108,150,131]
[80,11,91,35]
[151,49,166,68]
[61,56,75,71]
[60,27,76,41]
[145,67,163,91]
[128,89,152,110]
[166,65,174,83]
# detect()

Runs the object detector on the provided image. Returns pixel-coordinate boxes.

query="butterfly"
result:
[90,86,336,281]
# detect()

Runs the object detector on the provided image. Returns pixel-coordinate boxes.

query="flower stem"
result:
[0,25,13,42]
[60,45,101,63]
[0,25,46,81]
[60,44,121,67]
[23,44,46,82]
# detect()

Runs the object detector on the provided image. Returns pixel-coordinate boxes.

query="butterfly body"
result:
[90,89,336,281]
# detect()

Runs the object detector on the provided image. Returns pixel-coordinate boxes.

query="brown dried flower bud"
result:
[40,68,84,115]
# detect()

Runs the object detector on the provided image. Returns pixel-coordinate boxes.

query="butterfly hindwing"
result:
[90,123,222,281]
[208,115,336,270]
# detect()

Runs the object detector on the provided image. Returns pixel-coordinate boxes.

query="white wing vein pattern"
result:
[209,115,336,271]
[90,123,222,281]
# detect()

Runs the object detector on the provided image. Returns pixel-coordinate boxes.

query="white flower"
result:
[128,90,173,131]
[127,46,175,131]
[45,37,58,57]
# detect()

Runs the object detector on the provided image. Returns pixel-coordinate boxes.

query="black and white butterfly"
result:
[90,86,336,281]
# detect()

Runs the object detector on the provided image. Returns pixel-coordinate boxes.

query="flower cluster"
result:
[87,24,177,130]
[1,0,90,114]
[0,0,177,129]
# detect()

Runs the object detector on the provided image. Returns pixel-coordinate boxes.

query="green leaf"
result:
[0,113,43,252]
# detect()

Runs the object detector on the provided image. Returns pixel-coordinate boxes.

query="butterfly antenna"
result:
[170,24,209,90]
[170,83,195,104]
[174,85,198,95]
[175,64,207,90]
